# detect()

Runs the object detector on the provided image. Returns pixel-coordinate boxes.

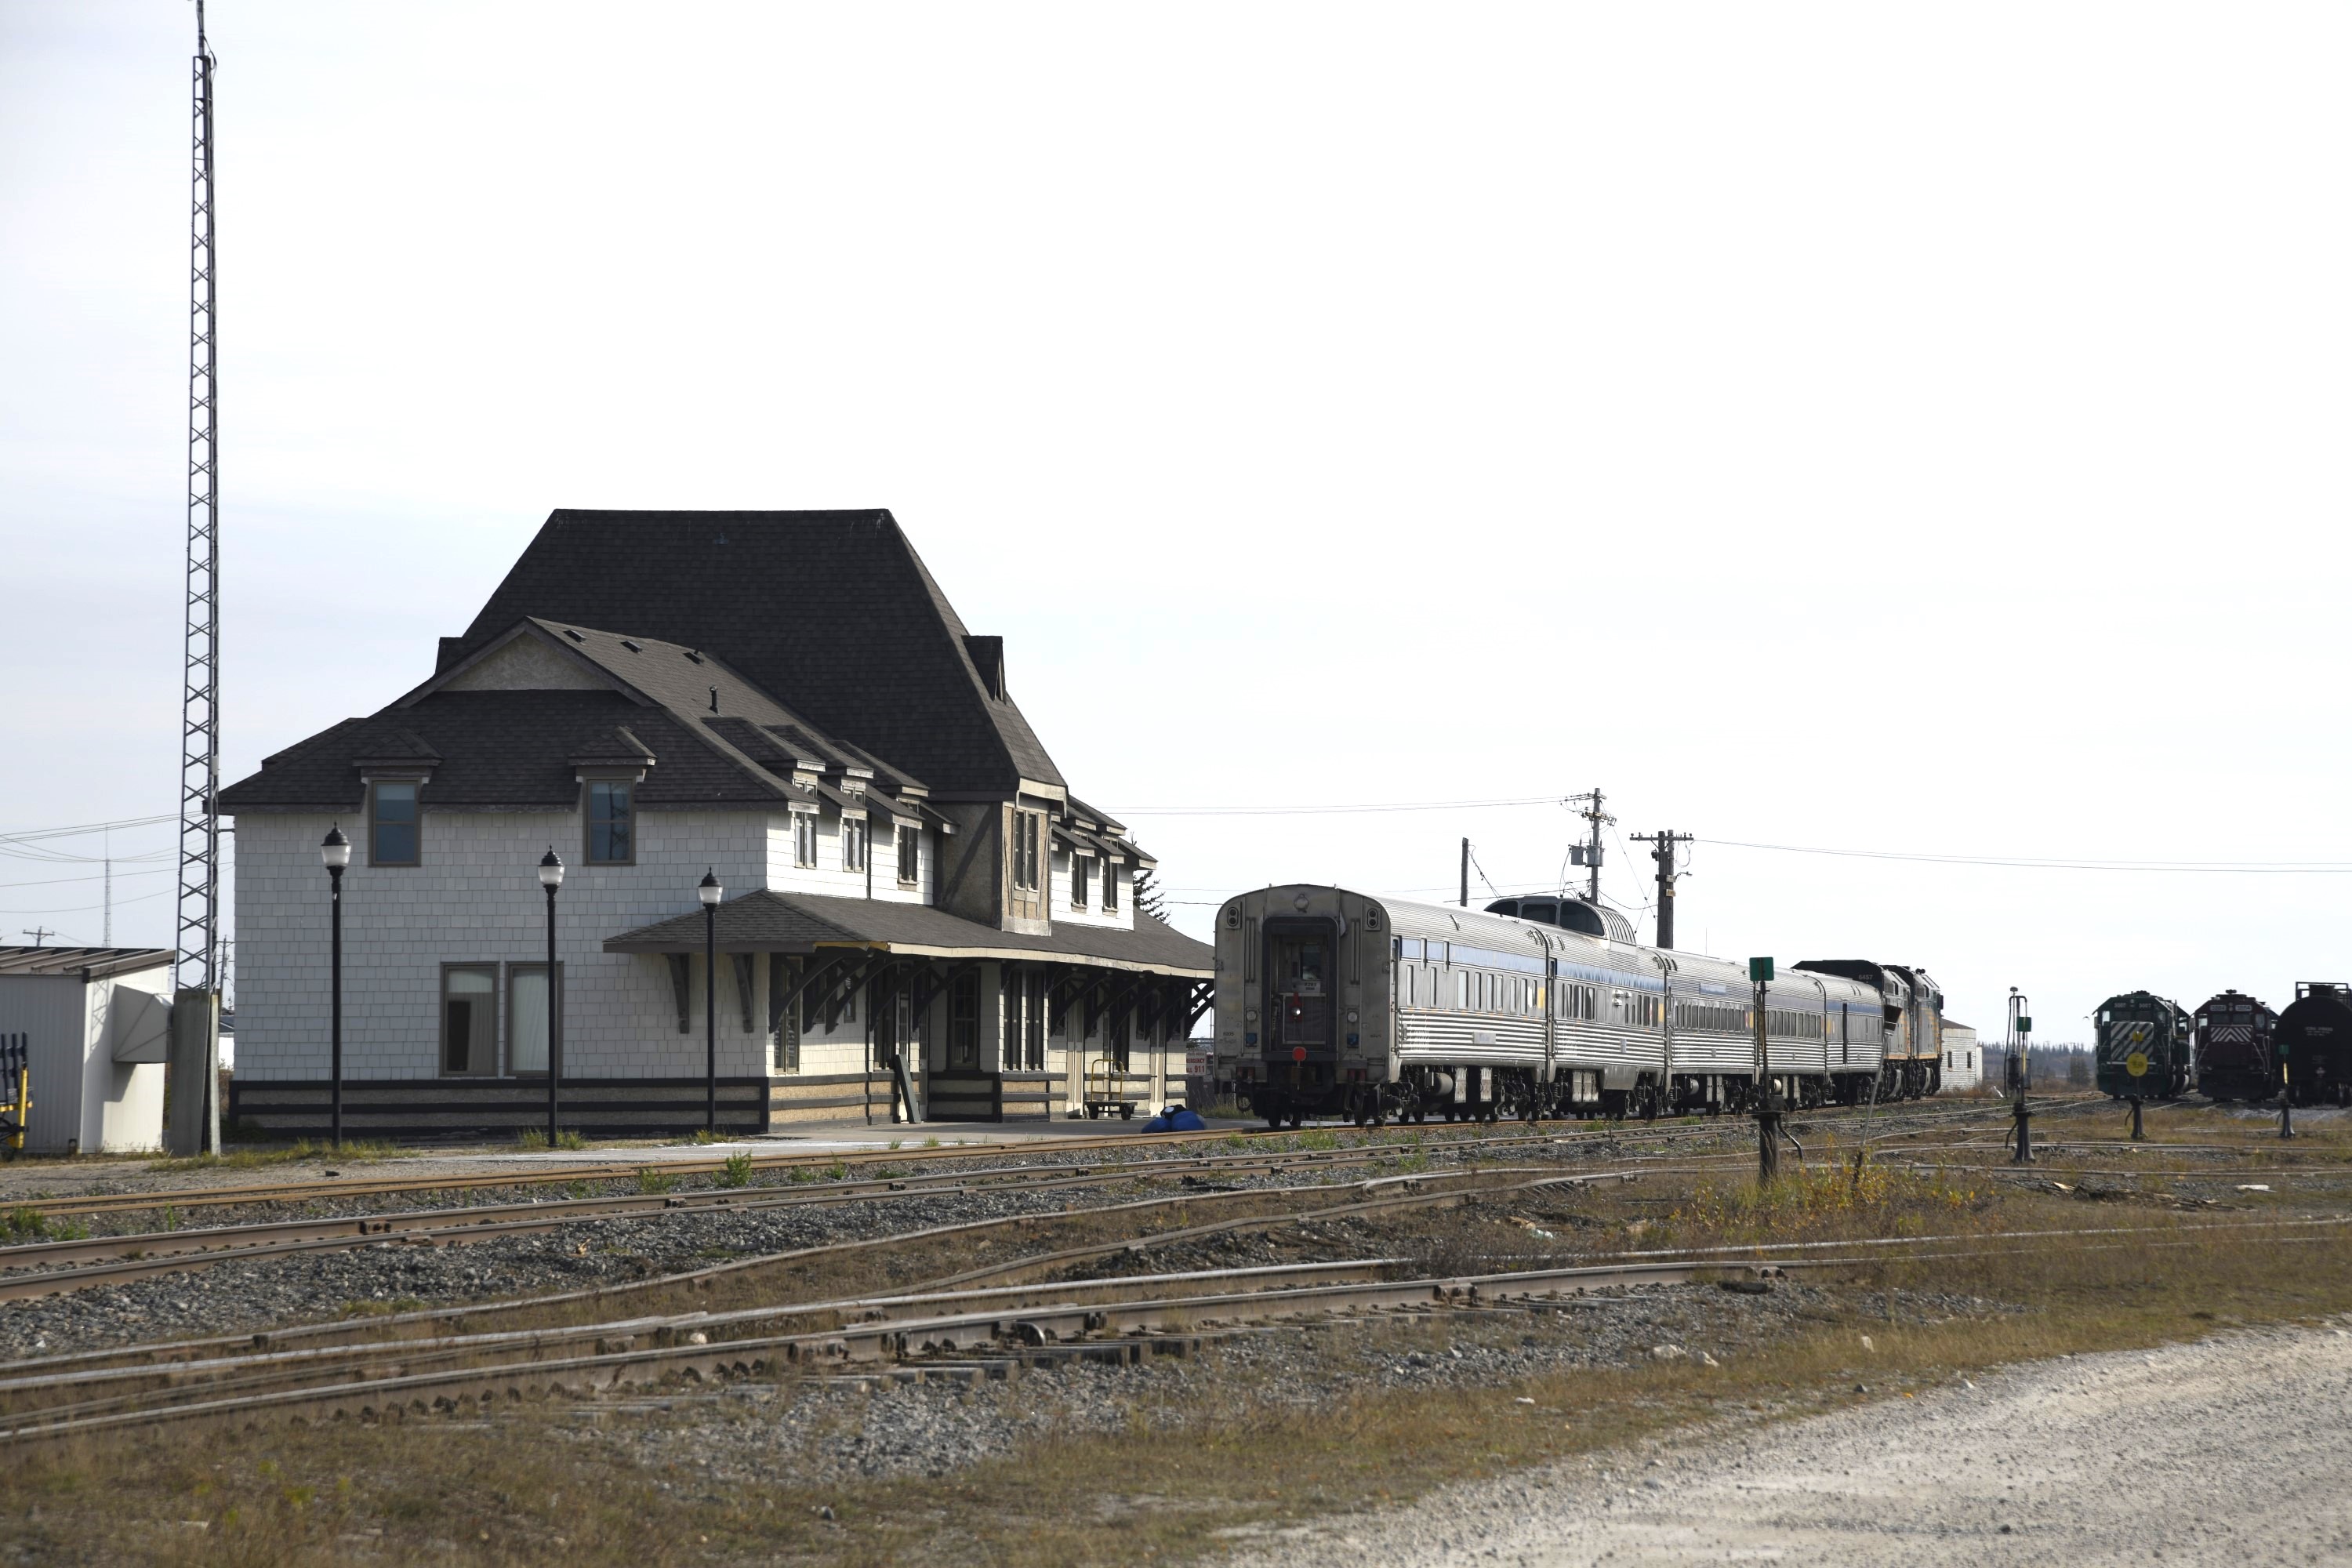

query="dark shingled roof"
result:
[604,891,1212,975]
[446,510,1063,796]
[219,691,797,811]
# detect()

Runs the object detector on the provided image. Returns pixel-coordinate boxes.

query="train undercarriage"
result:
[1233,1058,1944,1129]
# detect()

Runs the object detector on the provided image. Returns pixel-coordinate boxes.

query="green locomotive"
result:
[2093,991,2193,1098]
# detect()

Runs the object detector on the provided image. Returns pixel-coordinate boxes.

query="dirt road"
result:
[1240,1322,2352,1566]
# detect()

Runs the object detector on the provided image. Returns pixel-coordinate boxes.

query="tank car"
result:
[2193,990,2277,1103]
[1210,884,1928,1128]
[2092,992,2193,1098]
[2274,982,2352,1107]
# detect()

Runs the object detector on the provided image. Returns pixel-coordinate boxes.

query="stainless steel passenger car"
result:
[1212,884,1940,1127]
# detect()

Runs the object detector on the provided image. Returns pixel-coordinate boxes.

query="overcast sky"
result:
[5,2,2349,1042]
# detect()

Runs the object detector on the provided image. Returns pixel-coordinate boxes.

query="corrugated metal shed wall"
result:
[0,975,90,1154]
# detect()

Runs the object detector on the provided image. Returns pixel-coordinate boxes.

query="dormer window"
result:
[844,818,869,873]
[1102,863,1120,913]
[369,780,421,866]
[586,780,633,865]
[1071,856,1091,909]
[896,824,920,887]
[793,811,818,869]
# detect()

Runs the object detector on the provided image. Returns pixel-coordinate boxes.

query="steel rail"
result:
[0,1112,1737,1298]
[0,1156,1705,1412]
[9,1157,2313,1442]
[0,1254,1757,1446]
[0,1165,1559,1378]
[1,1098,2022,1219]
[0,1103,2012,1290]
[0,1258,1421,1426]
[0,1159,1529,1305]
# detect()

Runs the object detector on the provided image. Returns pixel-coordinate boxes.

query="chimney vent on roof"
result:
[709,685,720,713]
[964,635,1006,701]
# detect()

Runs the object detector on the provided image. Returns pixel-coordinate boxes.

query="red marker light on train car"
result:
[1292,1047,1307,1062]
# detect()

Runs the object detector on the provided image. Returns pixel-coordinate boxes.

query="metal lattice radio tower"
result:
[174,1,222,995]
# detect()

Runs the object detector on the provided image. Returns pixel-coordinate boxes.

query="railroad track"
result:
[0,1248,1763,1446]
[17,1199,2338,1450]
[0,1102,2023,1301]
[2,1098,2030,1221]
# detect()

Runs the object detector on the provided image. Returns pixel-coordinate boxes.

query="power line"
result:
[0,887,175,919]
[1112,796,1563,818]
[0,867,175,892]
[1704,838,2352,873]
[0,813,179,844]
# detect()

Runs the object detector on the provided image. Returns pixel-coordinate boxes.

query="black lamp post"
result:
[539,848,564,1146]
[321,825,351,1149]
[699,868,722,1134]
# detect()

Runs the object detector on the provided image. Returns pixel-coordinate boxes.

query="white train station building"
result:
[218,510,1212,1138]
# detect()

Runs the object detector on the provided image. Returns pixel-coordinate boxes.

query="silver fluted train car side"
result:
[1212,884,1939,1128]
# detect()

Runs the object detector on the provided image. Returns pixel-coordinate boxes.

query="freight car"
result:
[1211,884,1941,1128]
[2193,990,2278,1103]
[2274,982,2352,1107]
[2092,992,2193,1099]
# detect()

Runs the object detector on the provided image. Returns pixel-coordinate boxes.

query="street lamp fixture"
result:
[699,869,721,1134]
[321,825,350,1149]
[540,848,564,1147]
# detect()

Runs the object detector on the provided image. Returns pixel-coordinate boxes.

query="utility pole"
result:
[20,928,55,949]
[1564,789,1613,902]
[167,1,224,1156]
[1630,830,1693,949]
[1459,837,1469,908]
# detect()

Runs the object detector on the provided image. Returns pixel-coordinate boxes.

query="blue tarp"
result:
[1141,1105,1207,1133]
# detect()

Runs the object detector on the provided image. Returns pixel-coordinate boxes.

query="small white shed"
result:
[0,947,172,1155]
[1940,1019,1982,1092]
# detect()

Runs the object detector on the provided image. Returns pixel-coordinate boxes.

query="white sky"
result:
[5,2,2350,1043]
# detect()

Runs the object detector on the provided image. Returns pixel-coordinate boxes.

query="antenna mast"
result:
[174,0,221,994]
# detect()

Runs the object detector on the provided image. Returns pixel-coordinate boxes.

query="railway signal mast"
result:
[168,1,225,1154]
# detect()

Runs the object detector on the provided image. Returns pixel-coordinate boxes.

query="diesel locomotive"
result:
[1212,884,1944,1127]
[2193,990,2278,1102]
[2274,982,2352,1106]
[2092,992,2194,1099]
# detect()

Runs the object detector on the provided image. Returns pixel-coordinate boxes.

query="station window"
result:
[895,824,920,887]
[510,961,560,1074]
[793,811,818,869]
[843,818,869,873]
[1010,811,1044,892]
[1102,864,1120,913]
[1072,856,1092,909]
[440,965,496,1076]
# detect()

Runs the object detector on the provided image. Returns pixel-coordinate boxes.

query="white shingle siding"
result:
[235,808,787,1083]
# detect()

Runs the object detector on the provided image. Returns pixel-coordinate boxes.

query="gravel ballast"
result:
[1231,1319,2352,1568]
